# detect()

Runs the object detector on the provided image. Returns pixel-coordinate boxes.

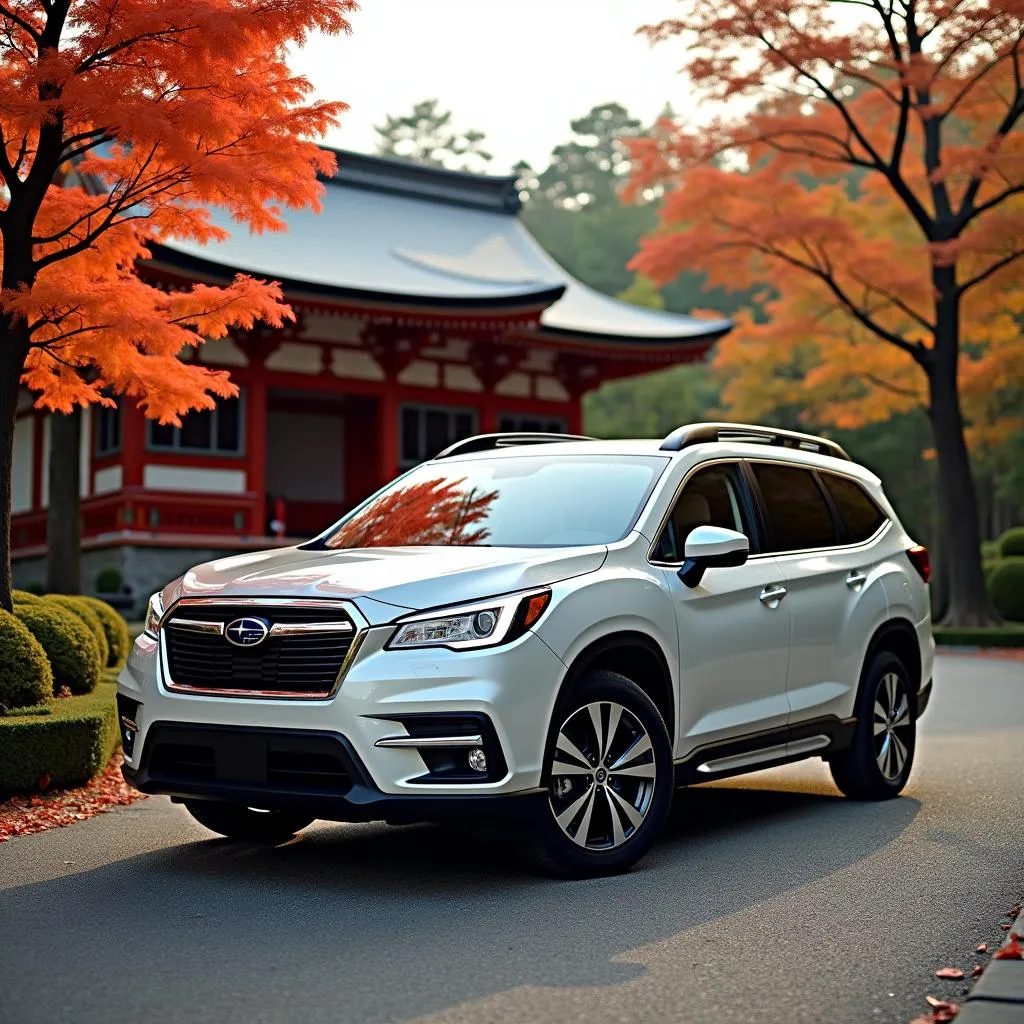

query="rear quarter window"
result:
[821,473,887,543]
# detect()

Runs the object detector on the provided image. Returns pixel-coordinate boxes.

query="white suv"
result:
[118,423,934,877]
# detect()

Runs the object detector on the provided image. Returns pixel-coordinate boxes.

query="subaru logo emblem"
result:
[224,617,269,647]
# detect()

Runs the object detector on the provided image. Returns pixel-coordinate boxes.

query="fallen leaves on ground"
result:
[993,933,1023,960]
[976,943,989,953]
[0,755,146,842]
[911,997,960,1024]
[935,967,965,980]
[971,964,985,978]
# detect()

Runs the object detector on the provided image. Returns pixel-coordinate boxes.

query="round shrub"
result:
[0,608,53,711]
[45,595,110,668]
[95,566,123,594]
[998,528,1024,559]
[989,559,1024,622]
[14,600,103,695]
[12,589,43,604]
[77,595,131,668]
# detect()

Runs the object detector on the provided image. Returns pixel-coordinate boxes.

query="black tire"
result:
[829,651,916,800]
[183,801,314,841]
[529,670,674,878]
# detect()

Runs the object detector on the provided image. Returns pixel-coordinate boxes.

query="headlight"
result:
[387,588,551,651]
[144,592,164,639]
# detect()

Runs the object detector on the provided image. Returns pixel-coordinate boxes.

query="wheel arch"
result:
[862,618,923,711]
[552,631,676,746]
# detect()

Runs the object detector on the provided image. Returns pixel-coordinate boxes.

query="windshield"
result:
[319,454,669,549]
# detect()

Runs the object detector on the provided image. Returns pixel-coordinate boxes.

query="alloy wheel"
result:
[548,701,657,850]
[873,671,912,781]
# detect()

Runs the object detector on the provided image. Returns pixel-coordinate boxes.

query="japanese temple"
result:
[11,149,732,600]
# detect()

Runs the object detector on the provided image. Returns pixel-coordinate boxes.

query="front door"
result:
[652,461,793,759]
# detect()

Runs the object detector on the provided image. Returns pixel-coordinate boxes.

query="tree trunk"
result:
[926,353,999,627]
[0,317,32,613]
[46,408,82,594]
[928,464,949,622]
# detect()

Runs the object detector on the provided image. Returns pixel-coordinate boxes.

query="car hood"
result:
[162,544,607,623]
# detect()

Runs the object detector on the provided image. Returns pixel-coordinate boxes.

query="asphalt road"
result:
[1,653,1021,1024]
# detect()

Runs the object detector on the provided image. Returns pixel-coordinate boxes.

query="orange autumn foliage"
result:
[625,0,1024,625]
[0,0,357,423]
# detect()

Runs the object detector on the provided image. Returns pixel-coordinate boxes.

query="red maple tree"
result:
[0,0,357,611]
[628,0,1024,626]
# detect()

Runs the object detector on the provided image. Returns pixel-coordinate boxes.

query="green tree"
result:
[374,100,492,172]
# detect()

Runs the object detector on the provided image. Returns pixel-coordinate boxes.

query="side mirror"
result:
[677,525,749,588]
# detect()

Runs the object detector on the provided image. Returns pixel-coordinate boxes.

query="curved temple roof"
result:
[155,149,732,346]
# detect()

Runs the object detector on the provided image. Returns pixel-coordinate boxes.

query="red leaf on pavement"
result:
[976,944,988,953]
[37,773,51,791]
[971,965,985,978]
[1001,923,1012,930]
[935,967,964,980]
[993,934,1023,960]
[1009,903,1022,916]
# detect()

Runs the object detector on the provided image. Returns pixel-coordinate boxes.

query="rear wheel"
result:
[829,651,915,800]
[529,670,673,878]
[184,801,314,841]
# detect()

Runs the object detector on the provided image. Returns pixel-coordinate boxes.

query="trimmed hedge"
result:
[0,609,53,711]
[933,625,1024,648]
[95,566,123,594]
[998,528,1024,559]
[12,589,43,604]
[45,595,110,668]
[0,680,119,795]
[14,600,103,695]
[989,560,1024,623]
[77,595,131,669]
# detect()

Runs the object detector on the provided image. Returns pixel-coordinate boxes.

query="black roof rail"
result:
[434,432,597,460]
[659,421,851,461]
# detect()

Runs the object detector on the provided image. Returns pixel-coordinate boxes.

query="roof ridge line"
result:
[322,147,521,214]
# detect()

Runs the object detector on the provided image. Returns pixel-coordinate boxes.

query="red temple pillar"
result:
[377,379,399,486]
[120,401,146,530]
[247,372,268,535]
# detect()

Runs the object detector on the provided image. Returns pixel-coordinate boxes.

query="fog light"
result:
[468,748,488,773]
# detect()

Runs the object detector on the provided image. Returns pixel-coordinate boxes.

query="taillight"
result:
[906,544,931,584]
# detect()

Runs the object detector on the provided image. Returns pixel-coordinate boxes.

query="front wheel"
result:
[184,801,314,841]
[829,651,916,800]
[529,670,673,878]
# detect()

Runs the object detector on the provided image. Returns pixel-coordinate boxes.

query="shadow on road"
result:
[0,782,920,1024]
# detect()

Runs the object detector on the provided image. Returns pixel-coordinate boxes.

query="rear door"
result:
[652,460,793,758]
[745,460,889,727]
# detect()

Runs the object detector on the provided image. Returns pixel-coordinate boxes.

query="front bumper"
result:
[118,616,567,803]
[121,721,546,824]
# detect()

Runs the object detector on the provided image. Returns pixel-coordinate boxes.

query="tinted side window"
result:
[654,463,750,562]
[822,473,886,543]
[752,463,839,552]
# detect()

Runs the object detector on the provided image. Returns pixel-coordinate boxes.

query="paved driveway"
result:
[1,654,1021,1024]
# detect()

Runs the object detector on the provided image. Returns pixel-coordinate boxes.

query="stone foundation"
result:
[13,544,248,620]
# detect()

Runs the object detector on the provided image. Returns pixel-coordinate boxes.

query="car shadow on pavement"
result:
[0,782,920,1024]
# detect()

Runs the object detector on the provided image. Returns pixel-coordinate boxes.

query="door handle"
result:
[759,584,787,606]
[846,570,867,590]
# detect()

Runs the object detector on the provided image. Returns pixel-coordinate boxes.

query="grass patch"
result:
[933,625,1024,648]
[0,678,119,796]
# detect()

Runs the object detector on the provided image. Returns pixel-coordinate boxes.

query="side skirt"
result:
[673,715,857,786]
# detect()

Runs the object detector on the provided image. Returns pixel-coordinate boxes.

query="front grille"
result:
[164,604,357,697]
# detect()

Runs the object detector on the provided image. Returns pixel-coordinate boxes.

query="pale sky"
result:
[294,0,697,174]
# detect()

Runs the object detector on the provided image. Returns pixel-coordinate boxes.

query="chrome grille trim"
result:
[159,598,367,701]
[166,618,225,635]
[268,621,354,636]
